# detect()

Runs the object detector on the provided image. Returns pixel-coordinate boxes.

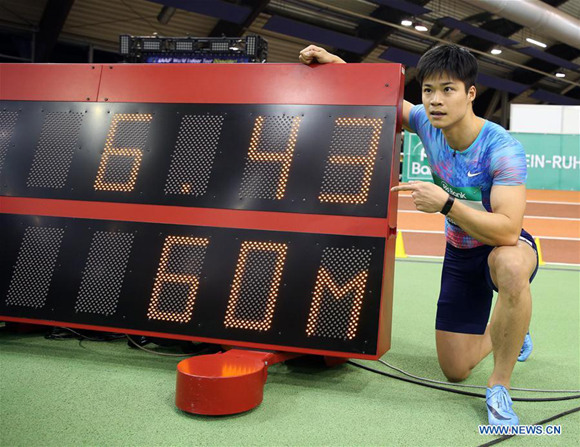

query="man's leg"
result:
[435,239,536,383]
[435,243,495,382]
[486,240,537,388]
[436,326,492,382]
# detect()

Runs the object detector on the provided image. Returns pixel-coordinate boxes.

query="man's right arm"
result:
[299,45,414,132]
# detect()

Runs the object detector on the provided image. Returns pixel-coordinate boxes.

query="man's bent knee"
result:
[488,245,536,296]
[436,330,485,383]
[440,364,472,382]
[437,350,475,382]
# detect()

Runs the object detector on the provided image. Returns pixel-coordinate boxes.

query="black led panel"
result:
[0,214,385,355]
[0,102,396,218]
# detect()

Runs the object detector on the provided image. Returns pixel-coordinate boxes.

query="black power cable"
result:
[45,327,218,357]
[45,326,125,342]
[349,361,580,446]
[379,358,580,394]
[348,361,580,402]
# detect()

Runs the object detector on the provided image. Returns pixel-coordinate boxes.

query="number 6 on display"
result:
[94,114,153,192]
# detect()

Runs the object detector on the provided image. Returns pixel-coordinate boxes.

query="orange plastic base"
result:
[175,349,299,415]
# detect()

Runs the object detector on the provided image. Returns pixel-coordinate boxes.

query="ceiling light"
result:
[415,24,428,32]
[526,37,547,48]
[555,72,566,78]
[401,20,413,27]
[490,48,502,55]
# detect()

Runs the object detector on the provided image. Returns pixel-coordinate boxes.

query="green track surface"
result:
[1,260,578,447]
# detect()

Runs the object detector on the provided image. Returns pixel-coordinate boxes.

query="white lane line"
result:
[399,229,444,234]
[527,200,580,206]
[542,262,580,268]
[398,229,580,241]
[523,216,580,221]
[398,195,580,206]
[397,209,580,221]
[405,255,444,260]
[400,256,580,268]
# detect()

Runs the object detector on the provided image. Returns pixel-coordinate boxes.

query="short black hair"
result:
[416,44,478,92]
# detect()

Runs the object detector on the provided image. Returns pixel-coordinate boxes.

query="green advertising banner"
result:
[402,132,431,182]
[514,133,579,191]
[401,131,580,191]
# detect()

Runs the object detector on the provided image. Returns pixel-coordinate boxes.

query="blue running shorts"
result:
[435,229,538,335]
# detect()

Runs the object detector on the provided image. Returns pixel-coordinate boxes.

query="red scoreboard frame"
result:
[0,62,404,360]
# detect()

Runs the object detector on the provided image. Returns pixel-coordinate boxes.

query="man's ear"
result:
[469,85,477,102]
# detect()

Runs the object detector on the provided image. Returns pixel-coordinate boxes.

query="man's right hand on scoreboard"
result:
[298,45,346,65]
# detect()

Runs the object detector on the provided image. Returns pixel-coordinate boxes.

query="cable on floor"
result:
[379,359,580,394]
[46,327,210,358]
[46,326,125,342]
[125,334,192,357]
[348,361,580,402]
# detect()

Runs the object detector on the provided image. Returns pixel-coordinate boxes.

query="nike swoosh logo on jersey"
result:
[467,171,482,177]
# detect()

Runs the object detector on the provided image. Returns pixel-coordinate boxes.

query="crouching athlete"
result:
[299,43,538,426]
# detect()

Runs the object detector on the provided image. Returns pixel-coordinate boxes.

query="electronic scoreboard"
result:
[0,62,404,360]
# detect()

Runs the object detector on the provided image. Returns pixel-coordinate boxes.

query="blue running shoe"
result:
[518,332,533,362]
[486,385,519,426]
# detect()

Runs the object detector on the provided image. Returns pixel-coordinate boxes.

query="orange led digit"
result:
[306,268,369,340]
[319,118,383,204]
[224,241,288,331]
[147,236,209,323]
[94,114,153,192]
[247,115,302,199]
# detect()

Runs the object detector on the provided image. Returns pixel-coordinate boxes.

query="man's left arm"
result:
[392,182,525,246]
[446,184,525,246]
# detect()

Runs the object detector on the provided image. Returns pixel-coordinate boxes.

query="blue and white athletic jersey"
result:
[409,104,527,249]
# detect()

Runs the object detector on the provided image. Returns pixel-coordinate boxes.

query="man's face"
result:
[421,73,475,129]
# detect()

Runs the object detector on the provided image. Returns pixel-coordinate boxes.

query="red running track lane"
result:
[396,189,580,265]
